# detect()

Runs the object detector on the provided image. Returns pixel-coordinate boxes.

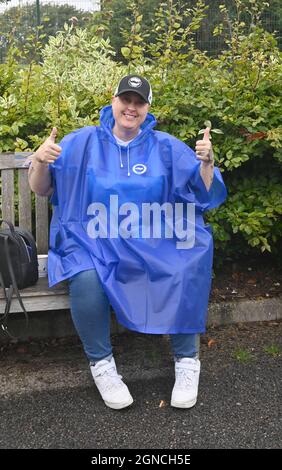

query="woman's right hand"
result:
[33,127,62,164]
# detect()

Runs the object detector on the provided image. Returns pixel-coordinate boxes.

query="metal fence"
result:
[0,0,281,63]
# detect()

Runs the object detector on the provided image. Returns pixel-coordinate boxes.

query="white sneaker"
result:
[90,357,133,410]
[171,357,201,408]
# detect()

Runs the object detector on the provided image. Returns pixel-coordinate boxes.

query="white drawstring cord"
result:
[117,144,131,176]
[118,146,123,168]
[127,146,130,176]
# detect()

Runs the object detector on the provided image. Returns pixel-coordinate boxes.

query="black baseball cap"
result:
[114,74,152,105]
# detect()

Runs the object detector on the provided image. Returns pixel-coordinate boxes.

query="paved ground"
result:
[0,321,281,449]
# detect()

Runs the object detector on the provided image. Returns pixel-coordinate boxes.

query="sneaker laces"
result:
[95,364,125,393]
[175,361,199,390]
[175,368,195,390]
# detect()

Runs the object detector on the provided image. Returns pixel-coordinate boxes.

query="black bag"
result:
[0,220,39,338]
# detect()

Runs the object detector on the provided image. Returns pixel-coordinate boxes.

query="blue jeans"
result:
[68,269,200,363]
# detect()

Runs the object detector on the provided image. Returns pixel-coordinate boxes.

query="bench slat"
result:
[0,153,15,170]
[0,153,50,253]
[0,152,33,170]
[35,195,49,253]
[19,171,32,231]
[0,278,69,313]
[1,169,15,224]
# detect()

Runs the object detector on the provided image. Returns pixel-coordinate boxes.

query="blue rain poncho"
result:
[48,105,227,334]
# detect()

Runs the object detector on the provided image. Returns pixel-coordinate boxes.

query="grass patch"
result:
[263,344,280,357]
[232,348,254,363]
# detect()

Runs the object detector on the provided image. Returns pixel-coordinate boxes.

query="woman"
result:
[28,74,227,410]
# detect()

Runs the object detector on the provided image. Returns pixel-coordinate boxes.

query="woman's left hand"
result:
[195,127,214,163]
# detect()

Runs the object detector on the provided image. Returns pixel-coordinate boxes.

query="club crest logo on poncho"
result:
[133,163,147,175]
[128,77,142,88]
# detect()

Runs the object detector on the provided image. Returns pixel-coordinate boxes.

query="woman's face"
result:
[112,92,149,133]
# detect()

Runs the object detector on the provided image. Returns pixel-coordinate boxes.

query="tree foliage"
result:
[92,0,282,57]
[0,2,91,62]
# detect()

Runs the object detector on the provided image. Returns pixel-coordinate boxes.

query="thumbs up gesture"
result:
[33,127,62,164]
[195,127,214,163]
[49,127,58,144]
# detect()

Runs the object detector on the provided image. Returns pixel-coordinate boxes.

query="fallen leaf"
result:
[232,272,240,280]
[208,339,216,348]
[159,400,167,408]
[16,347,27,354]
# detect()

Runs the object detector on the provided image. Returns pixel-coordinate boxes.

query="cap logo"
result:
[133,163,147,175]
[128,77,142,88]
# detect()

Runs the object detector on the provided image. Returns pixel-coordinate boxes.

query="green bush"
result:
[0,0,281,261]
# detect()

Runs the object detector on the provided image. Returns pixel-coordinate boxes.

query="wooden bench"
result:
[0,152,69,314]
